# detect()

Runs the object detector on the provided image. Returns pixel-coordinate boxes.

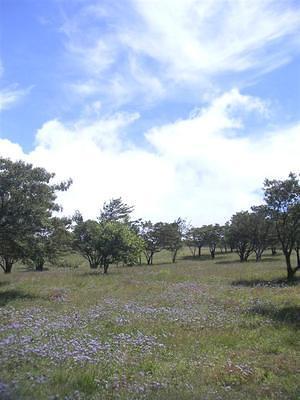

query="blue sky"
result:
[0,0,300,223]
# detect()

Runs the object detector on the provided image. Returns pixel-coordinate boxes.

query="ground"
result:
[0,249,299,399]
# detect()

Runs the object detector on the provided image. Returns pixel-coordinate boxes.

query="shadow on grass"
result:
[249,305,300,329]
[181,254,213,261]
[0,289,39,306]
[232,276,300,288]
[215,259,243,265]
[260,257,281,263]
[18,265,50,272]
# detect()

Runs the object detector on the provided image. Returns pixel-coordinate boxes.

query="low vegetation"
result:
[0,250,299,399]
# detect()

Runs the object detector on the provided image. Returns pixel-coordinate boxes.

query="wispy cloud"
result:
[60,0,300,107]
[0,85,32,111]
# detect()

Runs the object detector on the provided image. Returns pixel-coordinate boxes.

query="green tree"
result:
[186,226,206,257]
[263,172,300,280]
[24,217,71,271]
[73,219,143,273]
[0,158,71,273]
[159,218,186,263]
[140,221,161,265]
[229,212,255,262]
[203,224,221,259]
[250,205,271,262]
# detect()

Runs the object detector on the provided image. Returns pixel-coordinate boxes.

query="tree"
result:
[99,197,134,224]
[203,224,220,259]
[0,158,71,273]
[224,221,236,253]
[23,217,71,271]
[264,172,300,280]
[295,234,300,269]
[73,220,103,269]
[250,205,271,262]
[217,225,227,253]
[140,221,161,265]
[159,218,186,263]
[73,219,143,273]
[268,222,279,255]
[186,226,205,257]
[229,212,255,262]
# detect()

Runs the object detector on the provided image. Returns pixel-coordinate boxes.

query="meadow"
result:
[0,249,299,400]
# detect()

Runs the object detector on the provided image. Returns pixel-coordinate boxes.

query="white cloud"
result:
[0,89,299,225]
[0,85,31,111]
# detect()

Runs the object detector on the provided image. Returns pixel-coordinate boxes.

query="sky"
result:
[0,0,300,225]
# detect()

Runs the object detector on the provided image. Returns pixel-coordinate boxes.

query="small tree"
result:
[73,219,143,273]
[264,172,300,280]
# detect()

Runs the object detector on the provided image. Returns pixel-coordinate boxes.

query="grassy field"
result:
[0,249,299,399]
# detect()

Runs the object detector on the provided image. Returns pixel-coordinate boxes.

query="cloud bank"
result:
[1,89,299,225]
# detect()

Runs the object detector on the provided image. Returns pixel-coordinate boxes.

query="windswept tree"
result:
[99,197,134,224]
[264,172,300,280]
[0,158,71,273]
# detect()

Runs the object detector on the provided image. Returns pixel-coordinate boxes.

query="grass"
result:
[0,248,299,399]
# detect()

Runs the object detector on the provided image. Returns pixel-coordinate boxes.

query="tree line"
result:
[0,157,299,280]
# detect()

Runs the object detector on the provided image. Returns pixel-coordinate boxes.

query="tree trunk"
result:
[4,259,13,274]
[210,249,215,259]
[271,247,277,256]
[285,253,296,281]
[296,248,300,268]
[255,249,263,262]
[36,261,44,271]
[198,246,202,257]
[103,261,109,274]
[172,249,178,263]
